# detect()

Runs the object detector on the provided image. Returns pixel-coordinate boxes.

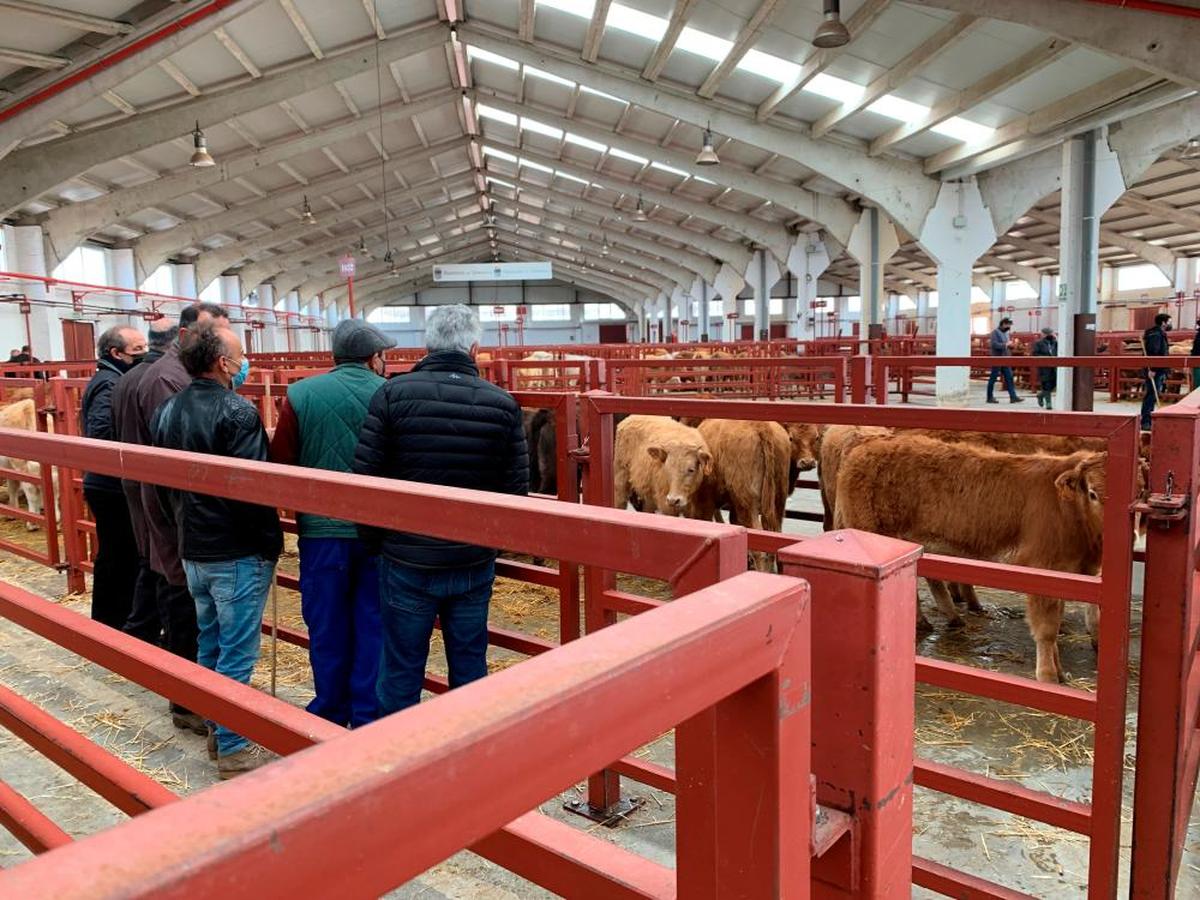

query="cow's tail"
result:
[759,427,786,532]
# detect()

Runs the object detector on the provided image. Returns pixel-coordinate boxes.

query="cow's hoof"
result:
[916,617,934,634]
[946,617,967,630]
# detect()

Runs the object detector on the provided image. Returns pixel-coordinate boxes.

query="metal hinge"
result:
[1133,470,1190,527]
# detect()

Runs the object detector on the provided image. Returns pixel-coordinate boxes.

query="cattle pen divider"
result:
[0,424,936,896]
[577,391,1140,899]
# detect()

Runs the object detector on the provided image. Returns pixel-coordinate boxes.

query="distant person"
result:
[1191,317,1200,391]
[352,305,528,716]
[1031,327,1057,409]
[80,326,147,628]
[986,317,1023,404]
[5,349,17,378]
[269,319,394,728]
[152,325,281,778]
[111,321,177,647]
[132,302,228,737]
[1142,312,1172,430]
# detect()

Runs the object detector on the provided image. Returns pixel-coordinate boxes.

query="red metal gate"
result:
[1130,389,1200,896]
[578,393,1141,898]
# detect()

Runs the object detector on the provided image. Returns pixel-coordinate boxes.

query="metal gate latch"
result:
[1133,471,1190,526]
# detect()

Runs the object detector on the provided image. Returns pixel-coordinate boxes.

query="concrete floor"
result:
[0,387,1198,897]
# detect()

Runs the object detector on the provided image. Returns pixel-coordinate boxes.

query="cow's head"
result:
[1055,453,1109,557]
[647,440,714,511]
[784,423,821,472]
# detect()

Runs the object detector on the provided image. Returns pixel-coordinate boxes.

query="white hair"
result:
[425,304,482,355]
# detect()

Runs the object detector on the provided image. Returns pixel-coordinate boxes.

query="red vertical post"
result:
[51,379,84,593]
[850,355,870,405]
[778,530,920,896]
[834,358,848,404]
[575,391,623,817]
[872,358,889,406]
[676,577,812,898]
[554,394,581,646]
[1130,400,1200,898]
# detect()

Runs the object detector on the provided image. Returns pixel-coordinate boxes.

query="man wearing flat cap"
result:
[270,318,395,727]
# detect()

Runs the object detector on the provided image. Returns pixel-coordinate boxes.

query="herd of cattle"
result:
[0,381,1139,686]
[523,407,1143,685]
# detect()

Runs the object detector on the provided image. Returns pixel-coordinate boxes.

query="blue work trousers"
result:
[377,557,494,716]
[298,536,382,728]
[183,555,274,756]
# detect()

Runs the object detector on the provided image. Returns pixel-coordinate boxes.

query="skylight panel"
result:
[676,26,732,63]
[486,176,517,189]
[477,104,518,126]
[536,0,594,17]
[521,158,555,174]
[867,95,928,122]
[738,49,801,85]
[609,147,648,164]
[606,4,668,41]
[806,73,864,105]
[565,132,606,152]
[466,46,519,71]
[932,116,995,144]
[482,146,518,162]
[579,84,626,103]
[526,66,575,88]
[419,235,440,246]
[650,161,689,178]
[522,117,564,139]
[556,171,590,185]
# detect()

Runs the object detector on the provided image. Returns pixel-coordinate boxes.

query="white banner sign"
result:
[432,261,552,282]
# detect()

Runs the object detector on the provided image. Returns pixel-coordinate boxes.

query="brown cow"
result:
[818,424,892,532]
[0,399,46,530]
[834,434,1114,683]
[689,419,791,571]
[614,415,713,515]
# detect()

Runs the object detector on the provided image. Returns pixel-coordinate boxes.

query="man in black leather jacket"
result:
[81,325,146,628]
[353,304,528,716]
[152,325,281,778]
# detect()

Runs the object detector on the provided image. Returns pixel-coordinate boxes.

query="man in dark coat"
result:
[153,325,281,779]
[986,316,1023,404]
[1142,312,1172,430]
[1031,326,1057,409]
[130,302,227,735]
[80,325,147,628]
[352,304,529,716]
[1190,317,1200,392]
[111,321,176,644]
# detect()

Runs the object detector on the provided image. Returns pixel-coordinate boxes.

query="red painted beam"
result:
[0,778,72,854]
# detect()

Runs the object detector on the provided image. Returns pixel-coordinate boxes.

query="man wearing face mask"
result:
[152,325,282,778]
[1142,312,1173,430]
[986,317,1024,404]
[81,325,147,628]
[269,319,393,728]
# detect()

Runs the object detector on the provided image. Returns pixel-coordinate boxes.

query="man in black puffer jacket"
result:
[353,304,528,715]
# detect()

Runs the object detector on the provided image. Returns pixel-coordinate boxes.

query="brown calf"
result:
[613,415,713,516]
[834,434,1114,683]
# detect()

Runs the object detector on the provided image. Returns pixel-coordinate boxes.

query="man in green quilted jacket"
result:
[270,318,394,727]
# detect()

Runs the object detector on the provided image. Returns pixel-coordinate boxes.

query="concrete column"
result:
[218,274,241,310]
[990,279,1004,322]
[257,284,278,352]
[108,248,138,316]
[172,264,198,300]
[9,224,60,358]
[916,291,929,334]
[1056,129,1125,410]
[918,181,998,406]
[699,281,711,342]
[1038,274,1055,308]
[847,208,899,339]
[788,236,831,342]
[886,293,900,332]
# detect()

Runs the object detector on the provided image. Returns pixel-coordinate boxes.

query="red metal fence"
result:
[0,426,930,896]
[576,392,1141,898]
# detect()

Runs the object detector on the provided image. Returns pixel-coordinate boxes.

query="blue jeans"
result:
[298,537,381,728]
[377,558,495,716]
[987,365,1018,400]
[1141,371,1168,429]
[183,555,274,756]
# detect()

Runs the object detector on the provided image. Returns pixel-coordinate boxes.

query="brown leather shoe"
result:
[217,744,274,780]
[172,711,207,735]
